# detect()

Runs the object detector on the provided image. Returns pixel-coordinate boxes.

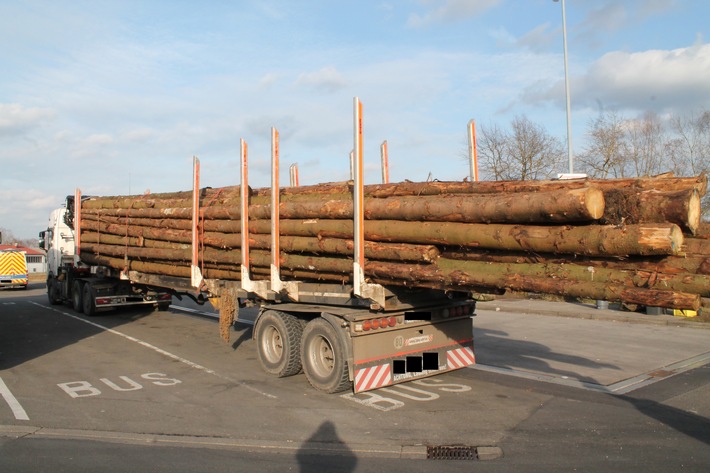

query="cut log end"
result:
[583,187,605,220]
[637,224,684,255]
[687,189,701,235]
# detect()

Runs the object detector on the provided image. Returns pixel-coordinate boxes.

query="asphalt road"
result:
[1,283,708,472]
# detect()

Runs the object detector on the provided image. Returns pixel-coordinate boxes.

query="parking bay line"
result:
[29,301,276,399]
[472,351,710,395]
[0,377,30,421]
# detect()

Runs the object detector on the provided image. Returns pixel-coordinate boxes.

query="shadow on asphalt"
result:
[622,365,710,446]
[296,421,357,473]
[624,395,710,446]
[230,325,253,351]
[0,285,162,370]
[474,326,621,385]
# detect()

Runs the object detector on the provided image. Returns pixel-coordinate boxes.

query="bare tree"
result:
[624,111,666,177]
[578,110,628,179]
[0,227,39,248]
[667,109,710,176]
[479,115,565,181]
[667,109,710,217]
[478,122,509,180]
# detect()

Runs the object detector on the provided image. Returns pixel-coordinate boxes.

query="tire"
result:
[156,301,171,311]
[255,310,304,377]
[47,278,62,305]
[301,318,351,393]
[82,283,97,316]
[72,281,84,313]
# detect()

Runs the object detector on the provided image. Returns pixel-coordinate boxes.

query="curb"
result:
[0,425,502,461]
[476,301,710,329]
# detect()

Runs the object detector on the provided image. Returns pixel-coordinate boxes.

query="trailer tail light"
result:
[356,316,401,332]
[444,304,475,318]
[96,298,112,306]
[158,294,172,301]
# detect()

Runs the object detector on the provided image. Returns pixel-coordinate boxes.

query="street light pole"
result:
[554,0,574,174]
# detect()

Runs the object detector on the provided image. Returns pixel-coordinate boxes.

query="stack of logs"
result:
[77,173,709,310]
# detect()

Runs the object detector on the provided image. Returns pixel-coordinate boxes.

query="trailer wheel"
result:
[301,318,351,393]
[156,301,171,311]
[82,283,97,316]
[72,281,84,313]
[47,278,62,305]
[255,310,304,377]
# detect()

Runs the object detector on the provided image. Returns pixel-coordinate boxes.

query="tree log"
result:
[365,260,700,310]
[602,189,700,234]
[440,249,710,276]
[683,238,710,256]
[83,187,605,225]
[248,220,683,257]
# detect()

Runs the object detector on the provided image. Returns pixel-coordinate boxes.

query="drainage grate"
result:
[427,445,478,460]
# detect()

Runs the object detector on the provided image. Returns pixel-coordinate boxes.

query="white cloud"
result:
[83,133,114,146]
[121,128,155,142]
[637,0,679,18]
[577,43,710,111]
[488,26,516,47]
[516,22,557,52]
[296,66,348,92]
[0,103,55,136]
[259,72,279,89]
[523,42,710,114]
[407,0,501,28]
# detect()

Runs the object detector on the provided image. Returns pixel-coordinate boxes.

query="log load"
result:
[75,173,709,310]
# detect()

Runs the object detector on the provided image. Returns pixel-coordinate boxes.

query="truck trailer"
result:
[40,101,477,393]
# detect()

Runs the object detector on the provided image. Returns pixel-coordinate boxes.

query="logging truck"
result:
[40,188,476,394]
[38,105,477,393]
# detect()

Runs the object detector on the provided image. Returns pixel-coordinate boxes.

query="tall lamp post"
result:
[554,0,574,174]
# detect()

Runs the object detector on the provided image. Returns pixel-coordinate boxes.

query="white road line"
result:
[472,351,710,395]
[0,377,29,420]
[29,301,276,399]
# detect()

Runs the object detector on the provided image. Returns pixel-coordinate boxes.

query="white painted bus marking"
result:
[0,376,29,420]
[31,301,277,400]
[58,373,183,398]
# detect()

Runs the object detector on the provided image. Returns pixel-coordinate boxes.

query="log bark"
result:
[251,174,708,198]
[602,189,700,234]
[82,214,684,257]
[79,253,242,280]
[81,228,439,263]
[431,258,710,298]
[365,260,700,310]
[249,220,683,257]
[83,187,605,224]
[683,238,710,256]
[440,249,710,276]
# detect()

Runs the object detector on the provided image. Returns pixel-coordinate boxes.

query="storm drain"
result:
[427,445,478,460]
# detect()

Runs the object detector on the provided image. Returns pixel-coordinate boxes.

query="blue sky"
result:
[2,0,709,239]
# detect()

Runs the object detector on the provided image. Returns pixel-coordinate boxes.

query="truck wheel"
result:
[255,310,303,377]
[82,283,97,316]
[72,281,84,313]
[301,318,351,393]
[156,301,171,311]
[47,278,62,305]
